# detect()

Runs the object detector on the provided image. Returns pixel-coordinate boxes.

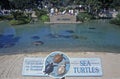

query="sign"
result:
[22,58,102,77]
[43,51,70,78]
[22,57,47,76]
[67,58,102,76]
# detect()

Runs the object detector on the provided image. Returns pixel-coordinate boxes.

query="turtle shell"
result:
[57,64,66,75]
[53,54,63,63]
[44,63,54,75]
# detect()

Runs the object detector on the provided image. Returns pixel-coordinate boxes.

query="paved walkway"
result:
[0,52,120,79]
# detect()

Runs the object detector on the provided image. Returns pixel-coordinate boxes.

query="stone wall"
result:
[50,14,76,23]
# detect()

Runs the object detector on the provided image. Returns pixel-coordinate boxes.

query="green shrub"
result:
[9,19,30,25]
[0,15,14,20]
[40,15,49,22]
[9,11,30,25]
[9,20,22,25]
[35,9,48,19]
[77,12,92,22]
[11,11,28,20]
[59,7,65,12]
[110,14,120,25]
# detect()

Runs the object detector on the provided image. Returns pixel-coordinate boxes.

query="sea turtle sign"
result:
[43,51,70,78]
[22,51,102,78]
[67,58,102,76]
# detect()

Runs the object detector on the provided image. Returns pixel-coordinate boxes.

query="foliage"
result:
[50,0,59,3]
[110,14,120,25]
[9,19,30,25]
[76,12,92,22]
[9,11,30,25]
[0,15,14,20]
[40,15,49,22]
[59,7,65,12]
[85,0,102,14]
[35,9,48,20]
[73,0,85,5]
[11,11,27,20]
[9,20,22,25]
[9,0,36,9]
[50,0,59,7]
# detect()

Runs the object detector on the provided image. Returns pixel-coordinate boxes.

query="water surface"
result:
[0,20,120,54]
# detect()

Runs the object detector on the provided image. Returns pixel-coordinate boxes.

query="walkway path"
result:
[0,52,120,79]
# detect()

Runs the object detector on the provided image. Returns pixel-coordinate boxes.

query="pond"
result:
[0,20,120,54]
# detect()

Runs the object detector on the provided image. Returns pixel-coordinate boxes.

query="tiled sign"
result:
[22,57,102,77]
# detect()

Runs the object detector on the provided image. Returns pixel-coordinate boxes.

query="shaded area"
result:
[47,30,76,39]
[32,40,44,46]
[47,33,72,39]
[88,27,96,30]
[0,34,20,48]
[31,36,40,40]
[65,30,75,33]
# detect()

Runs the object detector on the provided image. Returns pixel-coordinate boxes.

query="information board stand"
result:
[55,77,65,79]
[61,77,65,79]
[22,57,102,77]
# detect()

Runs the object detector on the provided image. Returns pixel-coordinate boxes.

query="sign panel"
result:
[22,57,102,77]
[66,58,103,76]
[43,51,70,78]
[22,57,46,76]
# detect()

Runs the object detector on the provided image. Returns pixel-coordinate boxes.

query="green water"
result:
[0,20,120,54]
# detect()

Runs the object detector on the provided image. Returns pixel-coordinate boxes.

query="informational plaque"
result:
[67,58,103,76]
[22,57,102,77]
[22,57,47,76]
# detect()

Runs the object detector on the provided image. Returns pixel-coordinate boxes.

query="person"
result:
[30,11,38,23]
[55,8,58,15]
[50,8,54,16]
[62,9,66,15]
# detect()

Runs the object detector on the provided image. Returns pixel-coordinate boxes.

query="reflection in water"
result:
[3,27,16,35]
[31,36,40,40]
[0,35,20,48]
[0,20,120,53]
[49,24,76,38]
[0,23,20,48]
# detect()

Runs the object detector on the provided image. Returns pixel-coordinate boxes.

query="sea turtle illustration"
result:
[57,62,66,75]
[43,63,56,75]
[53,54,65,63]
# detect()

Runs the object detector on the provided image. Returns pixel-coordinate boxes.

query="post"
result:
[61,77,65,79]
[56,77,65,79]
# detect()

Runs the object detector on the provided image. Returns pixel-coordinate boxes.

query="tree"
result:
[0,0,11,9]
[73,0,85,5]
[85,0,102,14]
[9,0,37,9]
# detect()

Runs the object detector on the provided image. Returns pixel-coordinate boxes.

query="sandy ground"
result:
[0,52,120,79]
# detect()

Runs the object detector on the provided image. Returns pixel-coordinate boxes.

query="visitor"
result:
[71,9,74,15]
[62,9,66,15]
[50,8,54,16]
[75,9,79,16]
[30,11,38,23]
[55,8,58,15]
